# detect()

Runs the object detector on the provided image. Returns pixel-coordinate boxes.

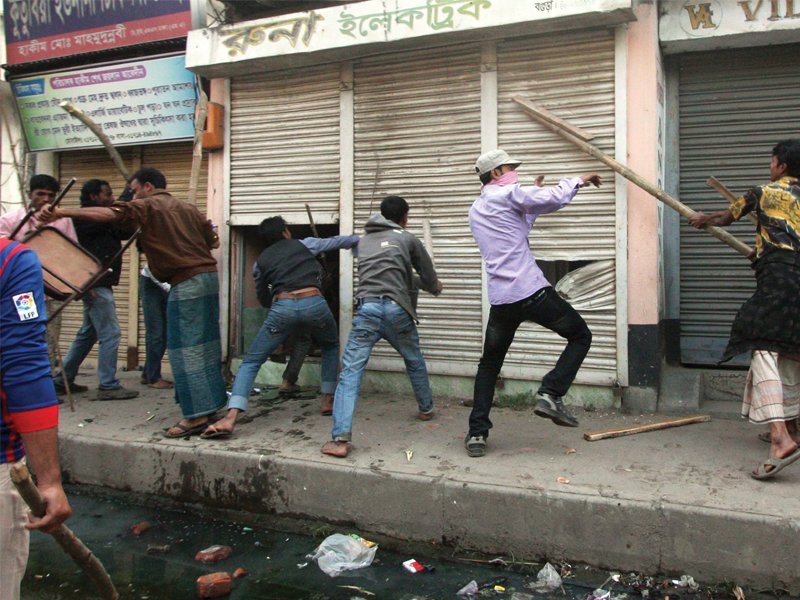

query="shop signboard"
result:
[4,0,194,65]
[12,54,197,152]
[660,0,800,50]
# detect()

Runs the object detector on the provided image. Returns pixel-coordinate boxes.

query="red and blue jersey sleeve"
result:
[1,242,59,447]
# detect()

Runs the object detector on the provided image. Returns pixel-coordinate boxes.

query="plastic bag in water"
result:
[308,534,378,577]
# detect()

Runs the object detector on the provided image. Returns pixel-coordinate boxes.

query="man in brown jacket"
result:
[39,167,226,437]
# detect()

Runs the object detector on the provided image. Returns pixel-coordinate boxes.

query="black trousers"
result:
[468,286,592,438]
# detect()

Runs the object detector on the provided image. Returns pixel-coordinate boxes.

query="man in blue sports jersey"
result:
[0,237,72,600]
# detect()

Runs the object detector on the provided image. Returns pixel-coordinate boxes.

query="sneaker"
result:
[534,392,579,427]
[95,387,140,401]
[464,434,486,458]
[53,380,88,394]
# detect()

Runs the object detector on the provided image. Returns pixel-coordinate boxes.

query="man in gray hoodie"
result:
[322,195,443,457]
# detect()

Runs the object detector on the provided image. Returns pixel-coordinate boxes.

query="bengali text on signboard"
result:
[13,55,198,152]
[4,0,192,65]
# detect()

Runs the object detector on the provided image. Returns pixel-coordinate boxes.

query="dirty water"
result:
[22,487,787,599]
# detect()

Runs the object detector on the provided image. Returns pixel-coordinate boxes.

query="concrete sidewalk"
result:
[56,370,799,593]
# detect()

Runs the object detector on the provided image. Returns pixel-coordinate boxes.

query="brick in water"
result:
[130,521,152,536]
[196,572,231,598]
[195,545,233,563]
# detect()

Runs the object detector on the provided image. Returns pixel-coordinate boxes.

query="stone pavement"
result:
[55,370,800,593]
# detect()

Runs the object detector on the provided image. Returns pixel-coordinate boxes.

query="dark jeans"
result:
[282,329,312,384]
[140,275,169,384]
[469,286,592,438]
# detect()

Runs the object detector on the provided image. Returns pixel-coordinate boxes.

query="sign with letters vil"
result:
[4,0,193,65]
[12,54,197,152]
[659,0,800,50]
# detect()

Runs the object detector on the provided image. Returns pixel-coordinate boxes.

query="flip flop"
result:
[751,446,800,480]
[163,421,208,439]
[758,431,771,444]
[200,425,233,440]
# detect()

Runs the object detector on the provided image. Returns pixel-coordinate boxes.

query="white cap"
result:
[474,149,522,176]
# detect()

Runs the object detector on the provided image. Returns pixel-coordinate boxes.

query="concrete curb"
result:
[59,431,799,592]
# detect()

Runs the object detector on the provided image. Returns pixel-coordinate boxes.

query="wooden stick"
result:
[706,176,757,224]
[10,463,119,600]
[188,85,208,206]
[511,95,754,259]
[422,220,435,267]
[583,414,711,442]
[59,102,131,181]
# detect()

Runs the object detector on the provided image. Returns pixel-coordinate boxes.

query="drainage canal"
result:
[22,486,780,599]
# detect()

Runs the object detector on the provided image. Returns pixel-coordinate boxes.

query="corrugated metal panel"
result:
[58,143,200,375]
[142,143,208,215]
[678,45,800,365]
[496,30,618,385]
[353,45,483,375]
[230,65,341,225]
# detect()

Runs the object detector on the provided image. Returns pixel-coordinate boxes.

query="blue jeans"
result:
[332,298,433,441]
[56,287,123,390]
[140,275,168,383]
[469,286,592,439]
[228,295,339,412]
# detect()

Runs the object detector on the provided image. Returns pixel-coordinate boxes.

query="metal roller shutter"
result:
[58,142,200,373]
[496,29,618,385]
[230,65,341,226]
[353,45,483,376]
[678,45,800,365]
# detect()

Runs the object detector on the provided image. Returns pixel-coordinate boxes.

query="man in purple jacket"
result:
[465,149,601,458]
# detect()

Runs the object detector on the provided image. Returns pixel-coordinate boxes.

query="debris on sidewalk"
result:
[232,567,248,579]
[308,533,378,577]
[130,521,151,537]
[195,545,233,563]
[405,449,413,462]
[196,572,231,598]
[557,476,570,484]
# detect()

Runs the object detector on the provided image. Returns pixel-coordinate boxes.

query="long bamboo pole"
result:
[11,463,119,600]
[512,95,754,259]
[188,85,208,206]
[706,176,758,225]
[59,102,131,181]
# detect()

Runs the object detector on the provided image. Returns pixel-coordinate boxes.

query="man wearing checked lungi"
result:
[38,167,227,438]
[690,139,800,480]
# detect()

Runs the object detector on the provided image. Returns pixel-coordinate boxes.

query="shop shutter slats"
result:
[496,30,618,385]
[230,65,341,226]
[353,46,484,373]
[678,45,800,365]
